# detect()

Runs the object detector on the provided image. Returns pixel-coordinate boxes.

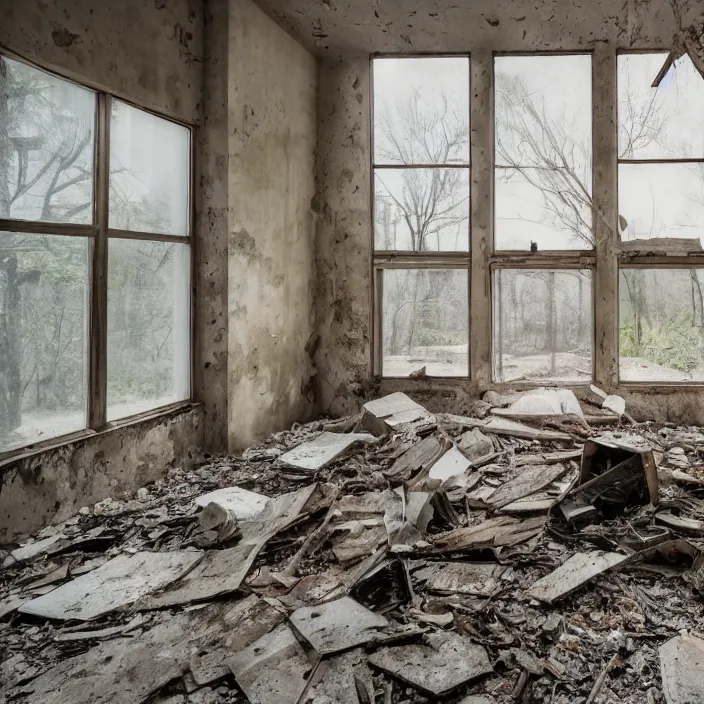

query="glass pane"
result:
[493,269,593,383]
[620,269,704,382]
[496,167,593,250]
[107,239,190,420]
[382,268,468,377]
[619,163,704,247]
[618,53,704,160]
[494,55,592,252]
[109,101,190,236]
[373,57,469,166]
[375,168,469,251]
[0,57,95,224]
[0,232,89,452]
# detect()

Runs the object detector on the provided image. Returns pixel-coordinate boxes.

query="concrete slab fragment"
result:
[290,596,388,655]
[279,432,374,470]
[526,551,629,603]
[368,631,493,697]
[660,634,704,704]
[19,551,202,621]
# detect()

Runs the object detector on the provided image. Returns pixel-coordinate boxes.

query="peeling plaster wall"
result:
[227,0,318,450]
[0,409,202,542]
[312,0,704,423]
[0,0,206,540]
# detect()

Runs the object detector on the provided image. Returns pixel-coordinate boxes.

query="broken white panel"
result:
[660,634,704,704]
[3,533,66,567]
[227,623,314,704]
[279,432,374,471]
[429,447,472,482]
[195,487,270,520]
[142,486,318,609]
[290,596,388,655]
[491,388,584,419]
[526,551,629,603]
[368,631,492,697]
[362,392,434,432]
[602,394,626,416]
[19,551,202,621]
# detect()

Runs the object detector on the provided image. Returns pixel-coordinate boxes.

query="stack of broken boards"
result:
[3,389,704,704]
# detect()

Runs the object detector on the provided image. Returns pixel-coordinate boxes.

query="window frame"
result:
[0,48,196,459]
[616,50,704,388]
[370,53,472,379]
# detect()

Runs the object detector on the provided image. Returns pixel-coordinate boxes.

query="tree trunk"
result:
[0,251,23,434]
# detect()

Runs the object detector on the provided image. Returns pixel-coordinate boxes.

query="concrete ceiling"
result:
[255,0,678,57]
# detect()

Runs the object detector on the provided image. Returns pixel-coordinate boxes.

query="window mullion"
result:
[470,50,493,387]
[592,44,619,390]
[89,93,110,430]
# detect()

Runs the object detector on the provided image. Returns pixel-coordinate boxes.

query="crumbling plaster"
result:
[0,408,202,542]
[226,0,319,450]
[309,0,704,424]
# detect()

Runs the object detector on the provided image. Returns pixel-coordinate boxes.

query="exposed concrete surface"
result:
[0,408,202,541]
[0,0,203,124]
[315,57,374,417]
[227,0,318,450]
[196,0,229,452]
[255,0,680,56]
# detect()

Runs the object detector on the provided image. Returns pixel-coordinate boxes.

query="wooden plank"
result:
[488,463,570,509]
[482,417,572,442]
[526,551,628,603]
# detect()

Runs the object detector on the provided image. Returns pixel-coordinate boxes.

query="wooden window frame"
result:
[0,48,196,459]
[616,50,704,388]
[370,54,472,379]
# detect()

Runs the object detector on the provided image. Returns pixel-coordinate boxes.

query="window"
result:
[492,54,594,383]
[495,55,593,252]
[0,54,192,453]
[373,56,470,377]
[618,53,704,383]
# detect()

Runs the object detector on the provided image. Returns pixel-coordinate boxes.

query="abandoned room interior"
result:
[2,0,704,701]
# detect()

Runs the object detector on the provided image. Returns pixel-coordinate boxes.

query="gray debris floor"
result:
[2,389,704,704]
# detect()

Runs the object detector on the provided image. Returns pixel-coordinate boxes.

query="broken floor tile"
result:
[660,633,704,704]
[227,623,315,704]
[279,432,374,471]
[18,550,202,621]
[526,551,629,603]
[368,631,493,697]
[290,596,388,655]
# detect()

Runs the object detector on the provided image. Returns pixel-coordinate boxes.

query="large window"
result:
[618,53,704,382]
[373,57,470,377]
[0,54,192,453]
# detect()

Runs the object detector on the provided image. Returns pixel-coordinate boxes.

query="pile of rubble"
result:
[2,387,704,704]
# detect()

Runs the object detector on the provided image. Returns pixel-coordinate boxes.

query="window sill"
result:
[0,401,200,468]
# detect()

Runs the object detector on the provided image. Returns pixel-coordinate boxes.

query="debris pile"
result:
[3,388,704,703]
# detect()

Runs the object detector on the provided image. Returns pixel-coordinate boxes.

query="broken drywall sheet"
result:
[368,631,493,697]
[227,623,315,704]
[279,432,374,471]
[18,551,202,621]
[526,551,629,603]
[290,596,388,655]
